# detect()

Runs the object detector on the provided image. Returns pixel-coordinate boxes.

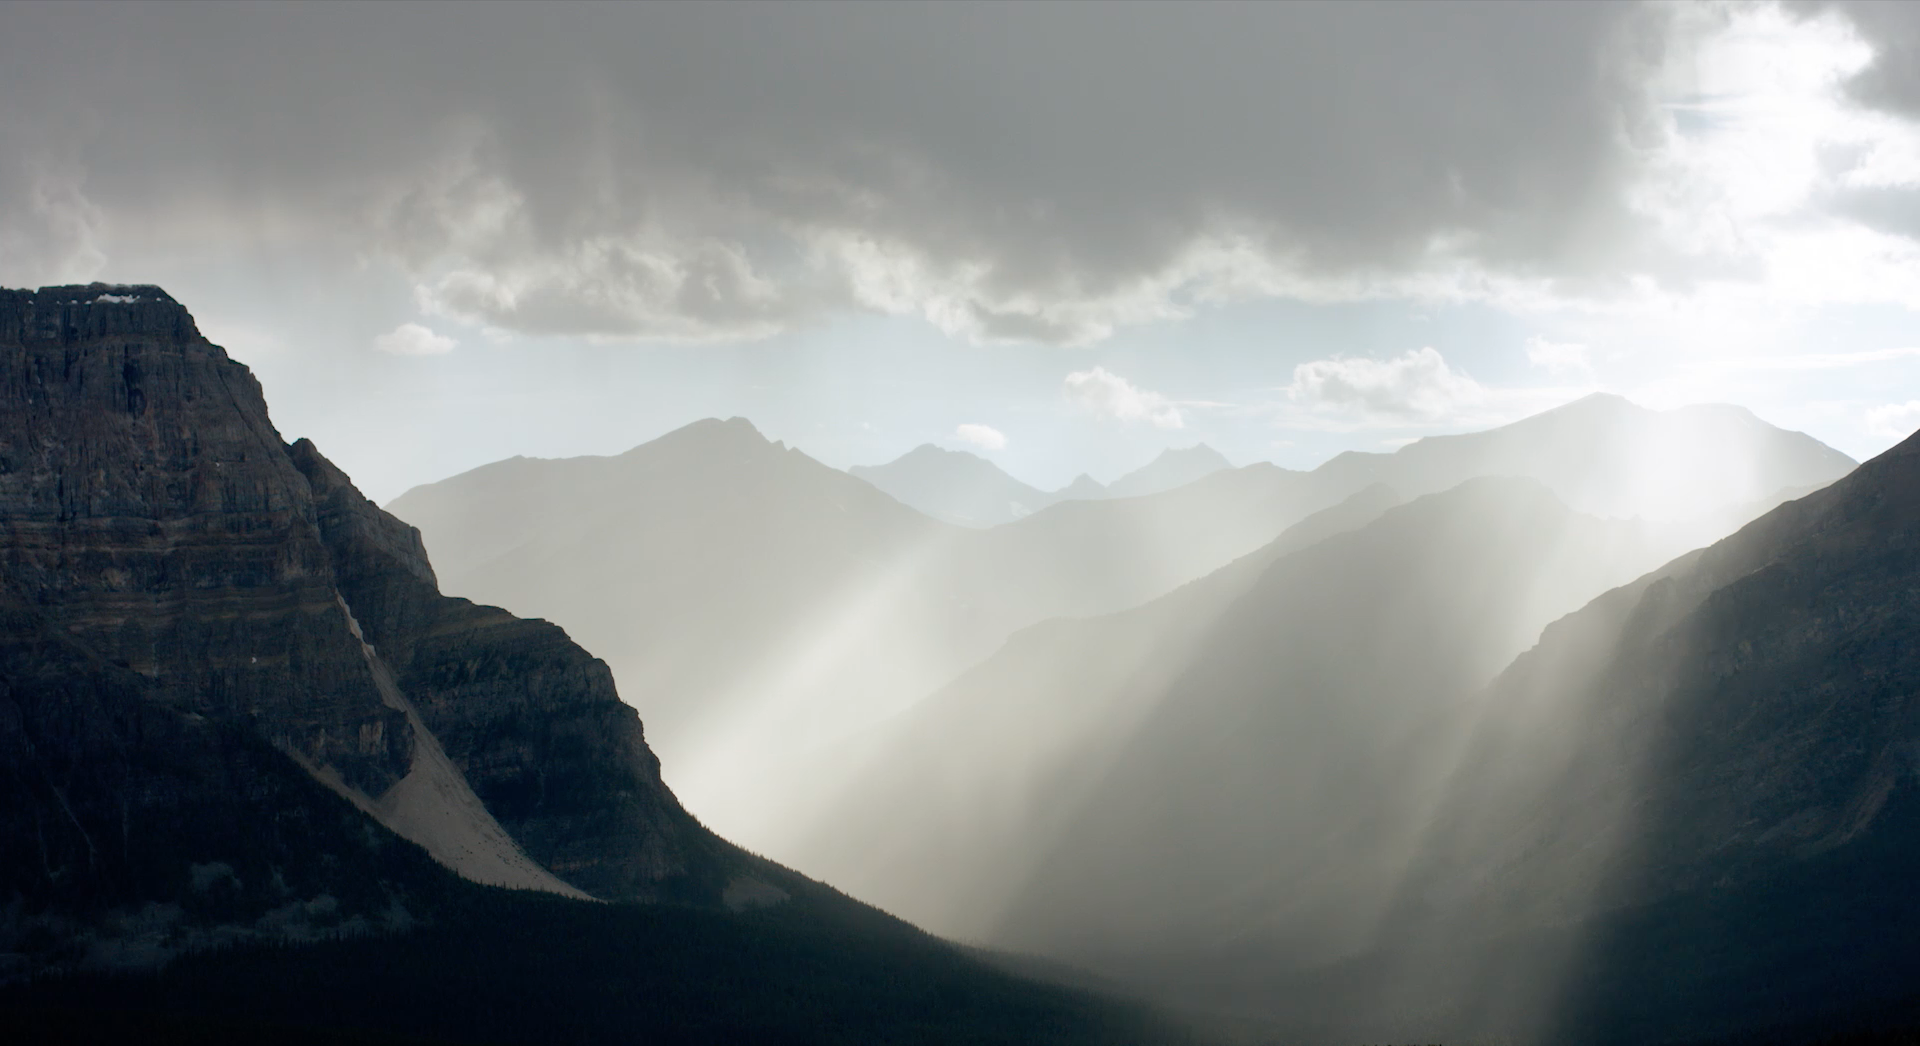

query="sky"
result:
[6,0,1920,502]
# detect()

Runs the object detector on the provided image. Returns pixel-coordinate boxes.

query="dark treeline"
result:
[1,878,1198,1046]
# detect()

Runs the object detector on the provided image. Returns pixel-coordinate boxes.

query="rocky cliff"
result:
[291,441,733,900]
[0,284,758,973]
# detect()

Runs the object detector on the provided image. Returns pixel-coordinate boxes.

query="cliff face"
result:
[0,284,740,968]
[0,286,411,796]
[290,442,726,900]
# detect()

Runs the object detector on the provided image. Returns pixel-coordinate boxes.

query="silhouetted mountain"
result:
[851,443,1058,526]
[1102,443,1233,498]
[0,285,1185,1045]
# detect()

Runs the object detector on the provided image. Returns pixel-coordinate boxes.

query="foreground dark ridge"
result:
[0,284,1188,1044]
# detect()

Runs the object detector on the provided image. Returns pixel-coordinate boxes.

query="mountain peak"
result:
[1057,473,1108,498]
[850,442,1044,526]
[1562,390,1636,410]
[1104,443,1233,498]
[633,416,773,456]
[902,442,984,462]
[1,283,200,344]
[1150,443,1232,468]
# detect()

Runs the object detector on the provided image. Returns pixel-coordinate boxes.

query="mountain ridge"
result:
[0,284,779,951]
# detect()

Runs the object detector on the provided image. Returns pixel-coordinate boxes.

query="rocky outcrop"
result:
[291,442,731,900]
[0,283,749,962]
[0,591,457,976]
[0,285,411,797]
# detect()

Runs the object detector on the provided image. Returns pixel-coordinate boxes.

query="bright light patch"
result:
[1286,347,1486,423]
[1526,337,1592,376]
[373,322,457,356]
[1866,400,1920,440]
[954,423,1008,450]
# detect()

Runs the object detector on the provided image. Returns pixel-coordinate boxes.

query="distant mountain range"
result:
[385,424,1359,852]
[1316,392,1854,521]
[852,394,1849,538]
[388,394,1855,881]
[850,442,1233,526]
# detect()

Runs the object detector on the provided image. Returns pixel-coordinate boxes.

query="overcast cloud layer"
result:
[0,1,1696,345]
[7,1,1920,499]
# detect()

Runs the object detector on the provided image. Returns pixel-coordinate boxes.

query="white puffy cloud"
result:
[953,423,1007,450]
[1525,337,1593,375]
[1865,399,1920,439]
[1064,367,1184,429]
[373,322,457,356]
[1285,348,1487,422]
[1278,346,1593,431]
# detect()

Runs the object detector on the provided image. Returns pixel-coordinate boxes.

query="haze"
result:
[8,3,1920,1043]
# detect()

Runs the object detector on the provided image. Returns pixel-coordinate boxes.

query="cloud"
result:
[373,322,457,356]
[1526,336,1593,375]
[1865,399,1920,440]
[1277,346,1594,432]
[953,423,1007,450]
[1064,367,1184,429]
[18,4,1920,348]
[0,152,106,286]
[1285,347,1488,422]
[0,3,1690,344]
[1684,345,1920,373]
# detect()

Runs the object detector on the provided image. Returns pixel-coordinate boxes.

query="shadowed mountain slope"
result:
[0,284,784,944]
[1348,419,1920,1044]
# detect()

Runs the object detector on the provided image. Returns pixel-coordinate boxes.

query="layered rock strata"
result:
[0,285,741,939]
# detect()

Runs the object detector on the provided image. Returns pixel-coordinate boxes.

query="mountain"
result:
[850,443,1058,526]
[1314,392,1854,523]
[1057,472,1109,499]
[0,285,1186,1044]
[800,477,1701,949]
[1102,443,1233,498]
[1346,416,1920,1044]
[387,398,1855,871]
[846,442,1231,529]
[386,432,1361,857]
[873,406,1907,1045]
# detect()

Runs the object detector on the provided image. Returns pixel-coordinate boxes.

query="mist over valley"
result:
[11,3,1920,1043]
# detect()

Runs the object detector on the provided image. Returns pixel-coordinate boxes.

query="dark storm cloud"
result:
[0,1,1672,342]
